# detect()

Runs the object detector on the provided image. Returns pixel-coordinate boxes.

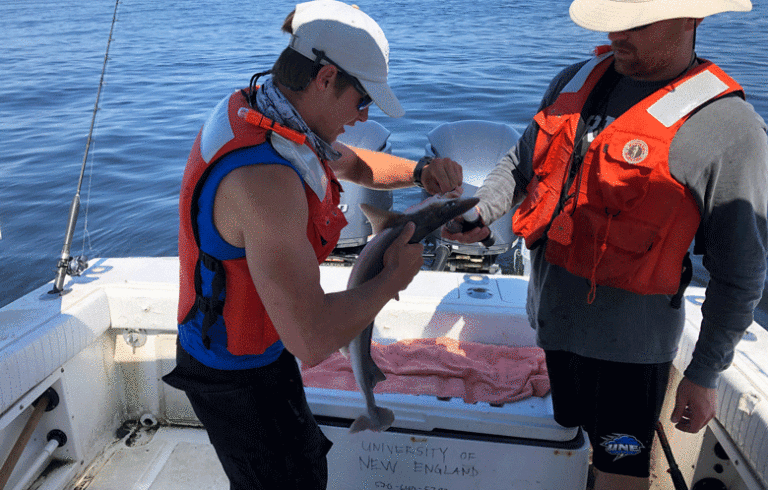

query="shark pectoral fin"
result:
[349,406,395,433]
[339,345,350,359]
[370,363,387,386]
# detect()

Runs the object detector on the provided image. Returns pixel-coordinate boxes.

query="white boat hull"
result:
[0,257,765,489]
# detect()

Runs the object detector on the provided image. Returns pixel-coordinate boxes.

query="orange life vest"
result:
[177,89,347,363]
[512,51,744,298]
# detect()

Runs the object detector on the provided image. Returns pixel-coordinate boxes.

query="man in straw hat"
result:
[164,1,463,488]
[444,0,767,488]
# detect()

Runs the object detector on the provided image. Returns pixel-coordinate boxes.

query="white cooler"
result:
[308,267,591,490]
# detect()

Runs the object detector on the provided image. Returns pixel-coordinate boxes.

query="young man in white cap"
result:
[444,0,767,488]
[163,2,463,488]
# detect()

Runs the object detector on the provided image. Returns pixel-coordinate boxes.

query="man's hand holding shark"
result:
[244,149,460,369]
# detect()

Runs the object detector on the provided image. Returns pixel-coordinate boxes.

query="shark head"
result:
[405,194,479,242]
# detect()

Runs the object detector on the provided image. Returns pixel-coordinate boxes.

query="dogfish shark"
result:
[343,192,479,433]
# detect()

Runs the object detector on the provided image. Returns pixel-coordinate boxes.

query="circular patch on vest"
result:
[622,139,649,164]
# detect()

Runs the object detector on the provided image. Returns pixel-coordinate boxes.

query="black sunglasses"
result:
[312,49,374,111]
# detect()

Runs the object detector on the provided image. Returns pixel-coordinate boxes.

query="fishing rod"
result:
[49,0,120,296]
[656,421,689,490]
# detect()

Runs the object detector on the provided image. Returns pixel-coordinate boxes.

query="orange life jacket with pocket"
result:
[512,50,744,300]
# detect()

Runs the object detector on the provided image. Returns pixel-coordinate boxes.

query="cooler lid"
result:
[305,387,578,442]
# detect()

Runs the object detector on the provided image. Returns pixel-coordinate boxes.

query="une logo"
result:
[600,434,644,461]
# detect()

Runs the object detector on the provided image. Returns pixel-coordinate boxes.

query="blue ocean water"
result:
[1,0,767,310]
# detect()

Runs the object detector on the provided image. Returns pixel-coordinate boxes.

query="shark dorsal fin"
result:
[359,203,403,235]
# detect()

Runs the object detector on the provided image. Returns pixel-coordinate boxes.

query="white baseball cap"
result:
[569,0,752,32]
[289,0,404,118]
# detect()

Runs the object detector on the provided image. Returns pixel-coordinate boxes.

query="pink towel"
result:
[301,337,550,404]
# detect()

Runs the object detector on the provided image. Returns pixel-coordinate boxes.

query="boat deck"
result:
[69,424,590,490]
[56,422,682,490]
[72,425,228,490]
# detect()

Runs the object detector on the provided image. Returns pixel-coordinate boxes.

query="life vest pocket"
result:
[533,111,577,179]
[558,206,661,291]
[512,174,562,247]
[580,207,658,255]
[310,182,348,261]
[311,209,346,255]
[593,137,658,213]
[514,112,581,247]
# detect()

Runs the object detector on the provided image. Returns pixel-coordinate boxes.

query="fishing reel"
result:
[62,255,89,277]
[47,255,89,297]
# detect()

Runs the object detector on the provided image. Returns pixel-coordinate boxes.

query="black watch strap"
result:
[413,156,433,189]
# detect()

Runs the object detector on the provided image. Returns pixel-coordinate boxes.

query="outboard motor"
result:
[421,120,522,273]
[332,120,394,258]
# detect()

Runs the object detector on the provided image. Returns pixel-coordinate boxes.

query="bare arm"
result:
[331,143,463,194]
[215,164,424,366]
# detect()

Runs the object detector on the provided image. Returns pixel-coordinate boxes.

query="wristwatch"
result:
[413,156,433,189]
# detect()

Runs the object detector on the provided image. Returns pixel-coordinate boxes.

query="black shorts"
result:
[163,345,333,490]
[545,350,671,478]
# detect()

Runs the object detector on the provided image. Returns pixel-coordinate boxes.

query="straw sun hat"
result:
[569,0,752,32]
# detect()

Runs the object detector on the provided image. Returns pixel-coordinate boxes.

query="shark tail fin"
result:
[349,406,395,434]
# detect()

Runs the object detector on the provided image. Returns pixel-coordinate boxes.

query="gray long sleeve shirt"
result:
[476,59,768,389]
